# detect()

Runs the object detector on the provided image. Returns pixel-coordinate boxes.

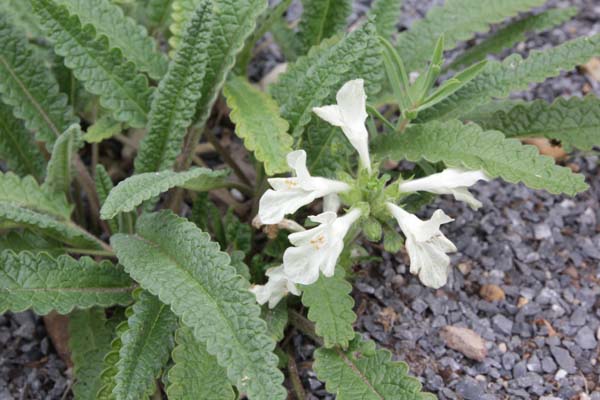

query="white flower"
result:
[250,265,300,308]
[399,168,489,209]
[387,203,457,289]
[258,150,350,224]
[283,208,362,285]
[313,79,371,173]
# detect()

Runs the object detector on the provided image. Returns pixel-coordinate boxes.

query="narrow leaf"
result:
[0,231,64,257]
[114,290,177,400]
[368,0,403,39]
[168,0,203,55]
[261,302,288,342]
[31,0,152,127]
[97,321,129,400]
[374,119,588,195]
[83,116,122,144]
[100,167,229,220]
[43,123,83,196]
[167,325,235,400]
[0,252,133,314]
[223,76,293,175]
[95,164,119,233]
[296,0,352,54]
[111,211,286,399]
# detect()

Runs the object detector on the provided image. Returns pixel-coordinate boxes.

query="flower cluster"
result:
[251,79,489,308]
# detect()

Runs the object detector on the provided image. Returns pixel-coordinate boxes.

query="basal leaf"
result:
[314,335,434,400]
[83,116,122,144]
[367,0,403,39]
[167,325,235,400]
[261,302,288,343]
[168,0,203,55]
[111,211,286,400]
[95,164,119,233]
[223,76,293,175]
[97,321,129,400]
[31,0,152,128]
[100,168,229,220]
[374,119,588,195]
[43,123,83,196]
[296,0,352,54]
[114,290,177,400]
[0,231,64,257]
[301,268,355,348]
[0,252,133,314]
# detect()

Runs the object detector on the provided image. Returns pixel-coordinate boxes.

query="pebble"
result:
[492,314,513,336]
[575,326,598,349]
[550,346,577,373]
[541,356,557,373]
[479,284,506,302]
[440,326,488,362]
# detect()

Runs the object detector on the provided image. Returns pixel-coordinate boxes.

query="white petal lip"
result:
[250,265,299,308]
[283,208,361,285]
[312,79,372,172]
[399,168,489,209]
[387,203,457,289]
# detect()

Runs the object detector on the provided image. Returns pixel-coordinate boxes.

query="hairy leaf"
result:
[0,252,133,314]
[367,0,403,39]
[31,0,152,128]
[0,172,71,218]
[100,168,229,219]
[54,0,168,79]
[419,33,600,121]
[271,23,383,138]
[301,269,355,348]
[304,117,354,177]
[395,0,545,71]
[83,116,122,143]
[261,302,288,342]
[114,290,177,400]
[97,321,129,400]
[447,7,578,70]
[146,0,174,30]
[223,76,293,175]
[315,335,434,400]
[135,0,211,173]
[167,325,235,400]
[95,164,118,233]
[0,0,45,36]
[297,0,352,54]
[111,211,286,399]
[0,102,45,180]
[374,119,588,195]
[0,14,76,148]
[168,0,203,55]
[70,308,114,400]
[469,96,600,151]
[44,124,83,195]
[0,231,64,257]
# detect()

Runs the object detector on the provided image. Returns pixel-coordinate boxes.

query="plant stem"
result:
[287,345,307,400]
[396,117,409,133]
[204,129,252,186]
[288,310,323,346]
[367,104,395,131]
[66,248,115,257]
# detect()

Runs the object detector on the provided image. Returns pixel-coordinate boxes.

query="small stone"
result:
[498,342,507,353]
[512,361,527,378]
[455,377,484,400]
[575,326,598,349]
[479,284,506,302]
[533,224,552,240]
[526,355,542,372]
[440,325,487,361]
[540,397,562,400]
[550,346,576,373]
[554,369,568,380]
[516,372,543,388]
[542,356,557,373]
[502,352,519,371]
[492,314,513,336]
[517,297,529,308]
[457,262,472,275]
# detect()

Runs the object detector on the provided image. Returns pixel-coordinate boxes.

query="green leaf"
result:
[193,0,268,133]
[0,252,133,314]
[419,33,600,121]
[314,335,434,400]
[223,75,293,175]
[297,0,352,54]
[395,0,546,72]
[0,13,77,148]
[70,308,114,400]
[224,210,252,254]
[447,7,578,71]
[54,0,168,79]
[134,0,211,173]
[97,321,129,400]
[95,164,119,233]
[301,268,355,348]
[271,22,383,138]
[31,0,152,128]
[167,325,235,400]
[43,124,83,196]
[168,0,203,55]
[0,0,45,36]
[0,102,45,181]
[0,172,101,248]
[368,0,403,39]
[468,96,600,151]
[374,119,588,195]
[304,117,354,177]
[100,167,229,219]
[146,0,174,31]
[261,302,288,342]
[83,116,122,144]
[0,231,64,257]
[114,290,177,400]
[111,211,286,399]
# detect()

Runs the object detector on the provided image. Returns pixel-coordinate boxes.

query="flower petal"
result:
[287,150,310,180]
[406,238,451,289]
[283,246,321,285]
[312,105,344,127]
[258,188,317,224]
[336,79,367,127]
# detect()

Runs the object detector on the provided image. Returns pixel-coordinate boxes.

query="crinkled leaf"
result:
[395,0,546,71]
[43,123,83,195]
[114,290,177,400]
[0,14,77,148]
[314,335,434,400]
[301,268,355,348]
[469,96,600,152]
[367,0,403,39]
[223,76,293,175]
[100,167,229,219]
[261,302,288,342]
[31,0,152,128]
[111,211,286,399]
[296,0,352,54]
[94,164,118,233]
[83,116,122,144]
[419,33,600,121]
[0,231,64,257]
[167,325,235,400]
[0,252,133,314]
[54,0,168,79]
[97,321,129,400]
[374,119,588,195]
[271,22,383,138]
[168,0,203,55]
[70,308,114,400]
[304,117,354,177]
